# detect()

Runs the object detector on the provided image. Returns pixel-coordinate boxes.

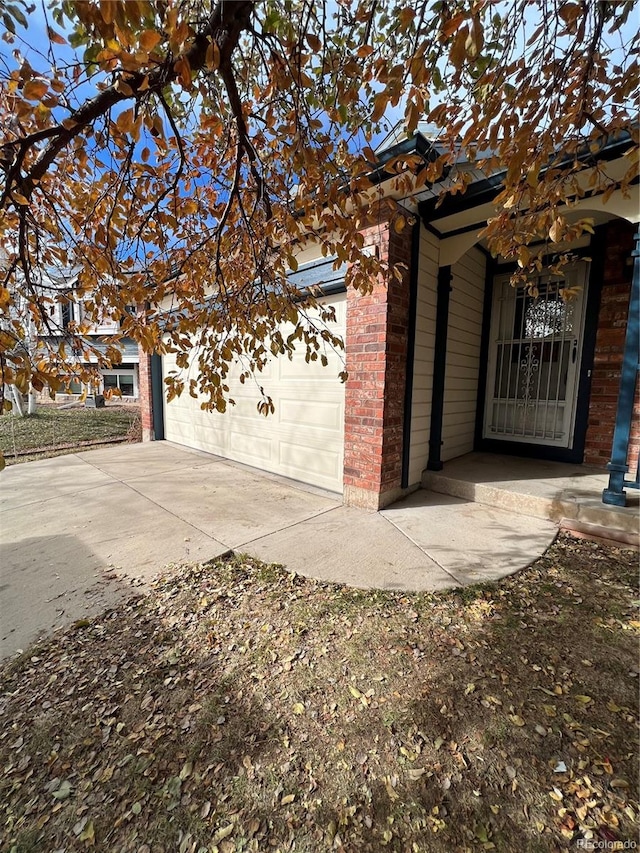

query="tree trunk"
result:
[10,385,24,417]
[27,387,38,415]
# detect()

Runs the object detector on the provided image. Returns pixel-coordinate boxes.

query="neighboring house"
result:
[38,270,141,401]
[138,128,639,528]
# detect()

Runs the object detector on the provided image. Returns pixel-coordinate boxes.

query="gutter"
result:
[418,129,636,224]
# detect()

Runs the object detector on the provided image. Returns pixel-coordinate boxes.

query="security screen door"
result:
[483,263,588,448]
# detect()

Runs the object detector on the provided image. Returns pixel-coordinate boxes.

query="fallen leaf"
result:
[52,780,72,801]
[212,823,235,844]
[407,767,427,780]
[610,778,629,789]
[79,819,95,845]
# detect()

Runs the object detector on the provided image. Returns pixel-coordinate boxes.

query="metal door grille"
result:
[487,278,576,442]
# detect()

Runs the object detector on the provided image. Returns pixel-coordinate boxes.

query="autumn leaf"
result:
[441,12,467,38]
[549,217,564,243]
[47,26,67,44]
[23,80,48,100]
[52,780,72,800]
[559,3,581,27]
[116,108,135,134]
[372,92,388,123]
[79,820,95,845]
[140,30,162,51]
[206,40,220,70]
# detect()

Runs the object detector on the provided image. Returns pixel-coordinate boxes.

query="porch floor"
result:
[422,452,639,546]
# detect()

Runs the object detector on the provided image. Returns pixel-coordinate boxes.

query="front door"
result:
[483,262,588,448]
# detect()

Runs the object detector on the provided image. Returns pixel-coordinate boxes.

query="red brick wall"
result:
[343,216,413,508]
[584,220,639,472]
[138,347,154,441]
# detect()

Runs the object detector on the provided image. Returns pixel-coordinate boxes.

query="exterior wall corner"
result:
[138,347,155,442]
[342,212,414,508]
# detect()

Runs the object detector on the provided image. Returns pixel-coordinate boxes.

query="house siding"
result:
[441,246,486,462]
[407,225,439,486]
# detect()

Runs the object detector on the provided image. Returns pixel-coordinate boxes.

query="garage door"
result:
[162,292,346,493]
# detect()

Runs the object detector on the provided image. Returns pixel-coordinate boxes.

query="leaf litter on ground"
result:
[0,534,638,852]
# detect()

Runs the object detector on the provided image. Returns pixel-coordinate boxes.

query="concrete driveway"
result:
[0,441,557,659]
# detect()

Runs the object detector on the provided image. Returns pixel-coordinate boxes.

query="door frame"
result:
[474,239,604,464]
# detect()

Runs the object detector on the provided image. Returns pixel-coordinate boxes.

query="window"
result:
[61,301,72,329]
[102,369,136,397]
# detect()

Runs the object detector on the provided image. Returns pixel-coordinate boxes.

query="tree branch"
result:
[1,0,256,205]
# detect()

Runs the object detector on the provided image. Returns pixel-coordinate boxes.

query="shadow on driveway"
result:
[0,534,129,660]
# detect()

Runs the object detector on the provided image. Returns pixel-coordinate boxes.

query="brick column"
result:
[343,215,413,509]
[584,219,640,471]
[138,346,155,442]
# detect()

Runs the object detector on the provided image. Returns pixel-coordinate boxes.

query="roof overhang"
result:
[415,130,637,237]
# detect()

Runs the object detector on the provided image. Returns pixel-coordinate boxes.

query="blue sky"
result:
[2,1,635,160]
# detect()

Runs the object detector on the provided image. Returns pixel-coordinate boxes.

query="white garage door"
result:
[163,292,346,493]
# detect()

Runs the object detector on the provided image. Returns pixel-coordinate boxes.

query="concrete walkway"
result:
[0,442,556,659]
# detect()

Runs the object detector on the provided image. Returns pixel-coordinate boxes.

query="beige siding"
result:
[407,225,440,485]
[441,246,486,462]
[163,293,346,493]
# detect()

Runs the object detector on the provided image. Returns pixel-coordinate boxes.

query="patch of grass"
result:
[0,404,140,463]
[0,538,638,852]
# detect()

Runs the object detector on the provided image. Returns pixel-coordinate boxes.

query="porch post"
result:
[427,265,452,471]
[150,354,165,441]
[602,227,640,506]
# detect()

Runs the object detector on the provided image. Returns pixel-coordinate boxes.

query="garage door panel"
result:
[192,424,229,455]
[222,396,263,420]
[163,292,346,493]
[228,431,274,463]
[277,445,342,489]
[278,397,343,430]
[277,356,343,380]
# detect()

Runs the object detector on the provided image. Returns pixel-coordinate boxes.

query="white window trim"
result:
[101,367,138,397]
